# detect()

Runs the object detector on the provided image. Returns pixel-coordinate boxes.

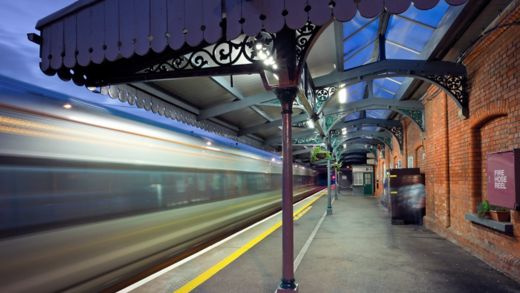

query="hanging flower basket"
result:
[311,146,331,162]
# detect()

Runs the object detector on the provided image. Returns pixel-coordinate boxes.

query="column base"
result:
[276,283,299,293]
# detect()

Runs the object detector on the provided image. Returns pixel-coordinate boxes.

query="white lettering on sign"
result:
[494,169,507,190]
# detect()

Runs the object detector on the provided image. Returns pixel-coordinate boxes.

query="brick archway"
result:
[468,106,508,211]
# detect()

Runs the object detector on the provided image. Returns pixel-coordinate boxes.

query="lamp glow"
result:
[338,88,347,104]
[307,119,315,129]
[341,127,347,135]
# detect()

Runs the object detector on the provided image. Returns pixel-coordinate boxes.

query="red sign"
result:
[486,150,520,209]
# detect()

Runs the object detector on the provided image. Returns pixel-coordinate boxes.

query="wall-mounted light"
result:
[63,103,72,109]
[338,88,347,104]
[206,141,212,146]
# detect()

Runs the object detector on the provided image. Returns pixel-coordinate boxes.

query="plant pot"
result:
[489,210,510,222]
[316,153,327,160]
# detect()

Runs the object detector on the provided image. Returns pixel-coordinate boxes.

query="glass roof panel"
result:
[366,110,392,119]
[342,14,375,39]
[339,2,462,120]
[373,86,395,99]
[400,2,450,28]
[386,17,434,53]
[343,20,379,57]
[362,126,379,132]
[343,112,361,122]
[385,41,421,60]
[373,78,401,94]
[344,42,376,69]
[345,82,366,102]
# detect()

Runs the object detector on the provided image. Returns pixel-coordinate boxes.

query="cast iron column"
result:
[276,87,299,293]
[327,157,333,215]
[334,168,339,200]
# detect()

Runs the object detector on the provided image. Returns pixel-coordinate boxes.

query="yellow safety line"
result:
[174,190,326,293]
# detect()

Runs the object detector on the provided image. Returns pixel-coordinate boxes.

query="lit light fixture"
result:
[307,119,315,129]
[87,86,101,93]
[255,43,263,50]
[271,157,276,162]
[343,143,347,149]
[273,73,279,80]
[339,83,346,88]
[338,88,347,104]
[263,56,275,66]
[272,64,278,70]
[63,103,72,109]
[258,51,267,60]
[206,141,212,146]
[341,127,347,135]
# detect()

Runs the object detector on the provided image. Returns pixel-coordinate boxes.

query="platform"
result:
[121,191,520,293]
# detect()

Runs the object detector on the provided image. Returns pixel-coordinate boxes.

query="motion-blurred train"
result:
[0,76,318,292]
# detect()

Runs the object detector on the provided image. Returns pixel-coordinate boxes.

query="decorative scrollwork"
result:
[388,125,403,151]
[143,32,275,74]
[322,112,342,131]
[314,87,336,112]
[296,22,319,63]
[293,121,309,128]
[426,74,468,117]
[293,135,323,145]
[399,109,424,131]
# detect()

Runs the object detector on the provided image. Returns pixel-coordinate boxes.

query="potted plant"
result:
[311,146,331,162]
[477,200,490,218]
[333,161,342,171]
[489,205,511,222]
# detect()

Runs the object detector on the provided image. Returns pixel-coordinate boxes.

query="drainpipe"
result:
[444,92,451,228]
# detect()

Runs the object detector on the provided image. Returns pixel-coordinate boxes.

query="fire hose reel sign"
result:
[487,149,520,210]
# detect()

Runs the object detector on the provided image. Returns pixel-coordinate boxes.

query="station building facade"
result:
[374,3,520,282]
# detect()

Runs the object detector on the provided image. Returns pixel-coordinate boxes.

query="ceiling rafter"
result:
[209,76,274,122]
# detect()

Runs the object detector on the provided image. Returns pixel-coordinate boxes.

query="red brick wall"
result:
[374,3,520,281]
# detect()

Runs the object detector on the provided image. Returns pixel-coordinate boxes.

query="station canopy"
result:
[33,0,471,166]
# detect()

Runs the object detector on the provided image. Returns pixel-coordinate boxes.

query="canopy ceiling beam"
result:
[314,59,468,117]
[211,76,274,122]
[322,98,424,132]
[339,148,375,157]
[331,118,401,130]
[331,130,392,152]
[238,113,309,136]
[197,77,276,121]
[293,148,312,156]
[266,128,317,144]
[330,118,403,151]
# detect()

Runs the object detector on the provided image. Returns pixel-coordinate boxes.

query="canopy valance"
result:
[35,0,466,76]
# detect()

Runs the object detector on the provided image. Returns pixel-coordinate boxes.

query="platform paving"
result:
[196,191,520,293]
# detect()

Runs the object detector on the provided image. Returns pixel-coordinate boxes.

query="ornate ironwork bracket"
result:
[388,125,404,152]
[321,98,425,133]
[330,131,393,152]
[427,74,468,117]
[81,32,276,86]
[141,32,275,74]
[314,87,336,113]
[314,59,468,118]
[295,22,321,72]
[399,109,425,131]
[293,135,323,145]
[331,118,404,152]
